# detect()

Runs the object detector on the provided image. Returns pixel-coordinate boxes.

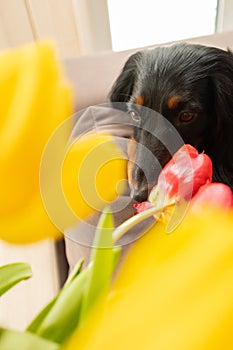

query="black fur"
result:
[110,43,233,202]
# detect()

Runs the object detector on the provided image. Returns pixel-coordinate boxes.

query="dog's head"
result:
[110,43,233,202]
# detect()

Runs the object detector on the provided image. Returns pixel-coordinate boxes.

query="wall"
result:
[0,0,112,58]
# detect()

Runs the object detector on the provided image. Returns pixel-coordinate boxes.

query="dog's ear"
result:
[109,51,142,106]
[207,48,233,188]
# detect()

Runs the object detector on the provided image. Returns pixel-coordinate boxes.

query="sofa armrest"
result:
[63,31,233,112]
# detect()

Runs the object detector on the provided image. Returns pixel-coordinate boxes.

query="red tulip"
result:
[149,144,212,205]
[134,145,213,215]
[118,145,229,240]
[191,182,233,211]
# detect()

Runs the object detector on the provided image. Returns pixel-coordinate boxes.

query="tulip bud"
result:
[191,182,233,211]
[149,144,213,206]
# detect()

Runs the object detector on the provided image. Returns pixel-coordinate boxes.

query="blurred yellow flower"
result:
[61,133,127,225]
[41,131,127,233]
[0,42,127,244]
[65,208,233,350]
[0,42,73,243]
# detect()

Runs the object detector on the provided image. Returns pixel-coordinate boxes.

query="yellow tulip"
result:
[64,208,233,350]
[61,133,127,224]
[0,42,73,243]
[40,132,127,233]
[0,43,71,208]
[0,42,127,244]
[0,42,126,243]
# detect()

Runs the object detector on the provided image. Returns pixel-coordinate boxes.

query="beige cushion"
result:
[63,31,233,112]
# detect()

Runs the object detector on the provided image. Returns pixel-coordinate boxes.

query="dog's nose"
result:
[130,187,149,202]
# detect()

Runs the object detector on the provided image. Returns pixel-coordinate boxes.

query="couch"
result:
[62,31,233,272]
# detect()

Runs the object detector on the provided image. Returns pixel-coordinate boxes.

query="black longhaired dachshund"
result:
[110,43,233,202]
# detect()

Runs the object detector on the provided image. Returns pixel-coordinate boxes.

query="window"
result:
[108,0,218,51]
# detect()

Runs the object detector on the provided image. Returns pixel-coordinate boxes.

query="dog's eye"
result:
[179,112,196,123]
[129,110,141,122]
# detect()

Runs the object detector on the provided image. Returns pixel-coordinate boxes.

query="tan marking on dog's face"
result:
[135,96,144,107]
[127,136,137,188]
[167,96,181,109]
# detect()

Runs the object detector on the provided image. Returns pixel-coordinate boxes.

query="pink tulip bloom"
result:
[191,182,233,211]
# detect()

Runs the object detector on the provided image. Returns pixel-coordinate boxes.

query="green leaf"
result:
[63,258,84,288]
[27,258,84,334]
[0,263,32,296]
[27,298,57,334]
[79,207,115,321]
[0,328,59,350]
[27,209,121,344]
[27,258,86,343]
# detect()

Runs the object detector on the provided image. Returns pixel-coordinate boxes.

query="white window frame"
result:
[216,0,233,32]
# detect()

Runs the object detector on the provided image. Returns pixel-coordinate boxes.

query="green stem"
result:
[112,201,175,243]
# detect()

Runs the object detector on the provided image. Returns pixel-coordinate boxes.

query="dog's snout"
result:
[129,163,152,202]
[129,164,149,201]
[135,165,145,180]
[130,187,148,202]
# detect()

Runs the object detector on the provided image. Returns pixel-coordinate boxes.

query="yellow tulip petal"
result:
[0,42,73,243]
[0,42,127,244]
[61,133,127,228]
[65,209,233,350]
[0,194,61,244]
